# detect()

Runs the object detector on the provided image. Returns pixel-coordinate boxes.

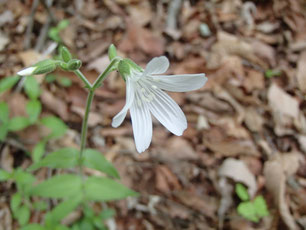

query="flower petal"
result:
[17,67,37,76]
[144,83,187,135]
[149,73,207,92]
[130,95,152,153]
[112,78,135,128]
[144,56,169,75]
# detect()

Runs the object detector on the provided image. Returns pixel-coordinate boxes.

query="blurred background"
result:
[1,0,306,229]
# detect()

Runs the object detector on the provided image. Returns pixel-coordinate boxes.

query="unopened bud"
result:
[60,46,72,62]
[17,59,57,76]
[108,44,117,61]
[67,59,82,71]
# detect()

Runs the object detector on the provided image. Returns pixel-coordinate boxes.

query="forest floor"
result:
[1,0,306,229]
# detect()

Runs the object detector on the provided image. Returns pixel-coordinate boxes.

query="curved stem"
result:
[74,69,93,89]
[92,58,119,90]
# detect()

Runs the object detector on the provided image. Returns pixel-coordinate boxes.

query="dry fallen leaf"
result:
[218,158,257,197]
[296,50,306,93]
[264,153,301,230]
[268,83,299,136]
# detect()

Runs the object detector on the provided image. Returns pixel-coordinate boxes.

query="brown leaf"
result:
[264,153,301,230]
[297,51,306,93]
[40,89,68,120]
[268,83,299,136]
[218,158,257,197]
[155,165,181,193]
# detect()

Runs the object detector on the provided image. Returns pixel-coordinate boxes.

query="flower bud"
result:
[60,46,72,62]
[108,44,117,61]
[17,59,57,76]
[118,60,131,81]
[67,59,82,71]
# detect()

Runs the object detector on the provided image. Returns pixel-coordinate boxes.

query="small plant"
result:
[0,44,207,229]
[235,183,269,222]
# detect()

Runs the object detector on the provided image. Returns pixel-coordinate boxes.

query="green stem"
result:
[78,89,94,173]
[74,69,92,89]
[92,58,119,90]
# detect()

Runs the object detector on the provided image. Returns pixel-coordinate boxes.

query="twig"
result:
[35,0,55,52]
[166,0,183,30]
[24,0,40,49]
[39,0,56,23]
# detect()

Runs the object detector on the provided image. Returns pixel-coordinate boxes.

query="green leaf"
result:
[32,140,46,163]
[26,100,42,123]
[8,117,30,131]
[29,147,78,171]
[235,183,249,201]
[83,149,119,179]
[0,124,8,141]
[47,194,82,223]
[21,224,46,230]
[30,174,82,198]
[84,176,138,201]
[45,74,56,83]
[57,76,72,87]
[237,201,258,222]
[99,208,115,220]
[10,192,22,213]
[253,195,269,217]
[13,169,36,194]
[33,200,48,211]
[24,76,40,99]
[15,205,30,226]
[265,69,281,78]
[0,102,9,123]
[0,169,11,181]
[40,116,67,138]
[57,19,69,30]
[0,75,20,93]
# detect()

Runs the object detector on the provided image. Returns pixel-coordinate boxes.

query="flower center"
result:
[135,81,157,107]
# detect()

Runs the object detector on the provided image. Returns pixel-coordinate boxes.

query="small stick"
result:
[24,0,40,49]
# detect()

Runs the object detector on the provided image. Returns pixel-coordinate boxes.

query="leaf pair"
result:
[29,148,119,179]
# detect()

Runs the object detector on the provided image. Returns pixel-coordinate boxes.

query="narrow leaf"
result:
[21,224,46,230]
[83,149,119,179]
[84,176,138,201]
[8,117,30,131]
[30,174,82,198]
[10,192,22,213]
[0,169,10,181]
[32,140,46,163]
[24,76,40,99]
[29,147,78,171]
[235,183,249,201]
[16,205,30,226]
[40,116,67,138]
[0,75,20,93]
[0,102,9,123]
[26,100,42,123]
[48,194,82,223]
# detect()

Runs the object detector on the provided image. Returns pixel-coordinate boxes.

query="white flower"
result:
[17,67,37,76]
[112,56,207,153]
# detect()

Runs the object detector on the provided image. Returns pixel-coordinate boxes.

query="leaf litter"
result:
[1,0,306,229]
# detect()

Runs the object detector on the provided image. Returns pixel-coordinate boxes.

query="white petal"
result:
[144,83,187,135]
[112,78,135,128]
[149,73,207,92]
[130,95,152,153]
[144,56,169,75]
[17,67,36,76]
